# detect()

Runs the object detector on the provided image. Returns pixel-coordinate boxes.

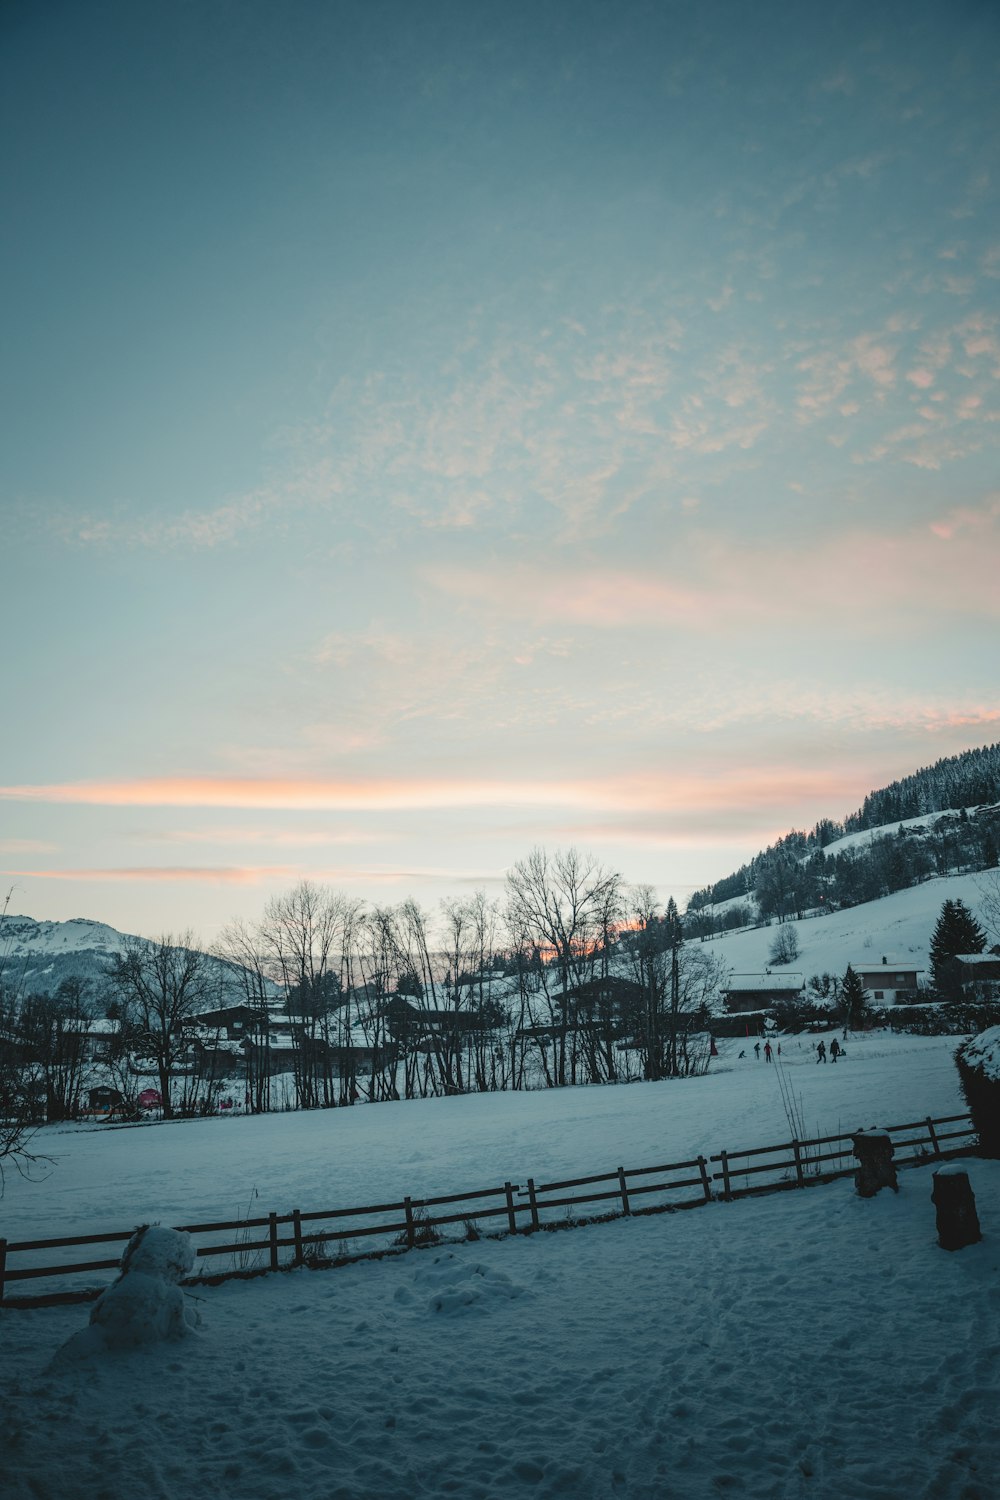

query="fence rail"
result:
[0,1111,976,1307]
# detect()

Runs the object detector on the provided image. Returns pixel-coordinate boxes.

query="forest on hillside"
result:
[686,744,1000,933]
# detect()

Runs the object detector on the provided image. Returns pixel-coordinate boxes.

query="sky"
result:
[1,0,999,942]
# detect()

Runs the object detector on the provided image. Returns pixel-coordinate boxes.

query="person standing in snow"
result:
[830,1038,841,1063]
[816,1040,827,1063]
[764,1041,773,1063]
[754,1041,761,1060]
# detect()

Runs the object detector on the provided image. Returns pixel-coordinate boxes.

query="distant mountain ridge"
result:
[0,914,277,1006]
[0,914,136,999]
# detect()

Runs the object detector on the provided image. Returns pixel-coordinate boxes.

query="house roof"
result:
[724,973,804,993]
[955,953,1000,966]
[850,957,922,972]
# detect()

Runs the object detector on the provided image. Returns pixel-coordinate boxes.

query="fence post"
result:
[504,1181,517,1235]
[526,1178,540,1231]
[698,1156,712,1202]
[0,1237,6,1302]
[617,1167,631,1216]
[791,1140,805,1187]
[292,1209,303,1266]
[268,1212,279,1272]
[404,1196,415,1249]
[720,1150,732,1201]
[926,1118,941,1157]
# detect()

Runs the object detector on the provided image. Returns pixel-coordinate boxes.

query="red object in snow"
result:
[138,1089,162,1108]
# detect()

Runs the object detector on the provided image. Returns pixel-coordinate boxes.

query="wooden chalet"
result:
[723,973,804,1013]
[944,947,1000,999]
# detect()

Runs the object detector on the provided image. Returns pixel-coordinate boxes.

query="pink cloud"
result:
[0,776,595,812]
[1,864,487,888]
[1,866,296,884]
[905,368,935,388]
[0,768,872,821]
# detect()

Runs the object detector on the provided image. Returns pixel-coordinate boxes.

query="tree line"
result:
[1,850,727,1133]
[686,803,1000,935]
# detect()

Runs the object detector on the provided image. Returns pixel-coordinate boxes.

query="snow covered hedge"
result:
[955,1026,1000,1158]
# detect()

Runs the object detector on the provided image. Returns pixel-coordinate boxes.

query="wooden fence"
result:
[0,1111,976,1307]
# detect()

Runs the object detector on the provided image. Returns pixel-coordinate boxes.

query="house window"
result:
[874,990,884,999]
[894,975,906,984]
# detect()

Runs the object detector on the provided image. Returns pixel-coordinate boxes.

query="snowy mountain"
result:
[0,914,135,999]
[0,913,277,1005]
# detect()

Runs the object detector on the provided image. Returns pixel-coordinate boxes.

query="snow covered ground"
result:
[2,1029,995,1499]
[1,1032,970,1255]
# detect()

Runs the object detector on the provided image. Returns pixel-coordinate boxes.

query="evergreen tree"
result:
[841,965,868,1031]
[929,898,986,998]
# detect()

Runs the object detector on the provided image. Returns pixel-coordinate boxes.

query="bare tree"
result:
[1,891,53,1184]
[976,871,1000,947]
[214,917,277,1114]
[622,888,728,1079]
[349,904,406,1102]
[768,925,800,966]
[440,892,508,1093]
[258,882,347,1108]
[106,932,217,1118]
[505,848,623,1085]
[17,978,93,1122]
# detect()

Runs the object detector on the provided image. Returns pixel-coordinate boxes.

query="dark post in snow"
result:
[851,1130,898,1197]
[931,1166,982,1251]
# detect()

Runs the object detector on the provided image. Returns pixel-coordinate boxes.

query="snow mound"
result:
[958,1024,1000,1082]
[53,1226,199,1362]
[412,1251,528,1317]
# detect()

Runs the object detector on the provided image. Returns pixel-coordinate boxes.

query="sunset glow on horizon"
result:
[2,1,999,938]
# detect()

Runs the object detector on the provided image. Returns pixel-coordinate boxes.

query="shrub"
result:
[768,926,800,966]
[394,1209,442,1249]
[955,1026,1000,1158]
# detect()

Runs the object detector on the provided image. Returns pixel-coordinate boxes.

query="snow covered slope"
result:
[694,869,996,986]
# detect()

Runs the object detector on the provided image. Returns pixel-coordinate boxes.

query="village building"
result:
[943,947,1000,1000]
[849,956,923,1001]
[723,973,804,1012]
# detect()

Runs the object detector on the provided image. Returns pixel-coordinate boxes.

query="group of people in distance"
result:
[736,1037,847,1064]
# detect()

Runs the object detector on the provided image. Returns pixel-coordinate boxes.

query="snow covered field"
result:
[1,1032,970,1252]
[2,1028,997,1498]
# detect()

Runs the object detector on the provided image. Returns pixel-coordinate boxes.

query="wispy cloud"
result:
[426,507,1000,632]
[155,827,392,847]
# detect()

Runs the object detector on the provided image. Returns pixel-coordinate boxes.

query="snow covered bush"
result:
[768,925,800,966]
[955,1026,1000,1158]
[53,1225,199,1362]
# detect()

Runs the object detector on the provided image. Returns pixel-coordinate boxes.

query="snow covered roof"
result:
[955,953,1000,966]
[725,973,804,993]
[850,957,922,971]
